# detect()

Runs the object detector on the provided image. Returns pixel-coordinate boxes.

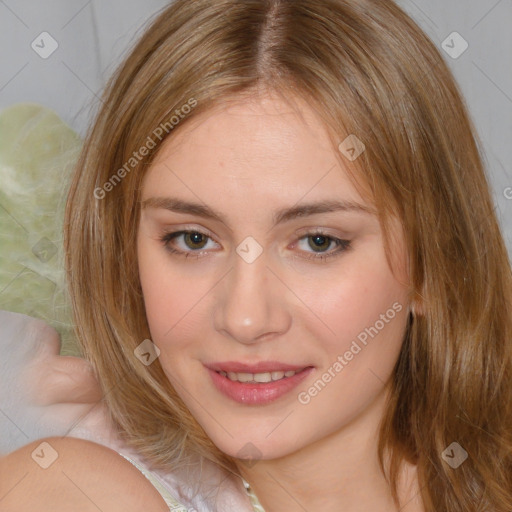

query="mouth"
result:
[204,362,314,405]
[218,368,303,383]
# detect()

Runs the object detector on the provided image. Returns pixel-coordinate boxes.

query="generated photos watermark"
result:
[94,97,197,200]
[31,441,59,469]
[297,301,403,405]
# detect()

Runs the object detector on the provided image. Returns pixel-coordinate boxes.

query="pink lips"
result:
[204,361,314,405]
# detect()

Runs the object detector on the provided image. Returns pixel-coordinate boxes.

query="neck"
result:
[238,386,423,512]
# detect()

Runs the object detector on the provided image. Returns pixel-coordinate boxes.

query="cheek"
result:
[291,246,409,359]
[137,237,178,341]
[137,238,212,348]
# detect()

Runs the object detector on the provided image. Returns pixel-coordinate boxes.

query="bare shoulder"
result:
[0,436,169,511]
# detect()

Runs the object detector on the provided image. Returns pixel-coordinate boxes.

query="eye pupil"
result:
[309,235,330,252]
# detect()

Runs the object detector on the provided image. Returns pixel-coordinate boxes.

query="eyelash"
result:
[159,229,351,263]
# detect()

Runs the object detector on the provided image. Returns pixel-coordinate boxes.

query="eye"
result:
[158,229,351,262]
[159,230,219,258]
[295,231,351,262]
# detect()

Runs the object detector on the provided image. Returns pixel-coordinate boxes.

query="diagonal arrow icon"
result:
[31,441,58,468]
[31,31,59,59]
[236,236,263,263]
[441,32,468,59]
[338,134,365,161]
[441,441,468,468]
[134,339,160,365]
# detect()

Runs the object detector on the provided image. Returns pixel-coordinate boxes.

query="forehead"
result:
[142,93,370,211]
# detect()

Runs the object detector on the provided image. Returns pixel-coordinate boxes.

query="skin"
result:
[0,437,169,511]
[137,90,424,511]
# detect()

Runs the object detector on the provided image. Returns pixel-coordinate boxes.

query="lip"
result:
[205,361,308,373]
[204,362,314,405]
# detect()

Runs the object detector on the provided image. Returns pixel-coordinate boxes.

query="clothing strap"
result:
[242,479,266,511]
[118,452,188,510]
[119,452,266,511]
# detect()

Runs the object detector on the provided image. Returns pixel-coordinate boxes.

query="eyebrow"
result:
[141,196,376,227]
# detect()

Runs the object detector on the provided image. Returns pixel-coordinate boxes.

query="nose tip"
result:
[213,260,291,345]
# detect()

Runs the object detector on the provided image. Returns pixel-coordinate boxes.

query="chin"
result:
[203,421,310,464]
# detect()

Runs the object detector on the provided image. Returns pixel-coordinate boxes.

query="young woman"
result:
[2,0,511,510]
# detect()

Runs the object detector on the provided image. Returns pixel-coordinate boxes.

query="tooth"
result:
[223,370,300,383]
[254,372,272,383]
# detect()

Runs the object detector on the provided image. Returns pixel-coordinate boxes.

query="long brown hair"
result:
[64,0,512,509]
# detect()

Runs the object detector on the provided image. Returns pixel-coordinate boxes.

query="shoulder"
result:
[0,436,169,511]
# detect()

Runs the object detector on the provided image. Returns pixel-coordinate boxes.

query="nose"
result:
[213,254,292,345]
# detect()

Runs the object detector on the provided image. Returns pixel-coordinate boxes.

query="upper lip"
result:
[205,361,311,373]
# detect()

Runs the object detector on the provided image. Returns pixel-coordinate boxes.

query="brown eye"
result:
[184,232,208,249]
[160,230,218,258]
[295,232,351,263]
[307,234,331,252]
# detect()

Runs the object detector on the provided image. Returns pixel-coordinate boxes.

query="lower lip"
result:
[206,367,314,405]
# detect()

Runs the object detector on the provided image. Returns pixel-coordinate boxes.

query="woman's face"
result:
[137,92,412,461]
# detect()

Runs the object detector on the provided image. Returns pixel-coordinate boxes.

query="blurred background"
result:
[0,0,511,354]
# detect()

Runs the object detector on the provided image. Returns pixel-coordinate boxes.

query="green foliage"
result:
[0,103,82,355]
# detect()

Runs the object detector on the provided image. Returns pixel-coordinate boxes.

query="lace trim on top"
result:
[242,478,266,511]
